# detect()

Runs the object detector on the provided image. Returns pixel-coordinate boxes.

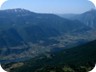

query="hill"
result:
[2,40,96,72]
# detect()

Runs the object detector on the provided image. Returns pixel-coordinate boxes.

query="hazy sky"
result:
[1,0,95,14]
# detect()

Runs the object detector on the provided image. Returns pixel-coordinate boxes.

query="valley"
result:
[2,40,96,72]
[0,8,96,72]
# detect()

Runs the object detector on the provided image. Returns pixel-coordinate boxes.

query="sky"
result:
[1,0,95,14]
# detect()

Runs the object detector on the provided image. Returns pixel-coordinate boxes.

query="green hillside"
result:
[2,40,96,72]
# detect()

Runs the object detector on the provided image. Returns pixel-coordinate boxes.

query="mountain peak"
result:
[84,9,96,14]
[0,8,37,14]
[89,9,96,12]
[0,8,37,17]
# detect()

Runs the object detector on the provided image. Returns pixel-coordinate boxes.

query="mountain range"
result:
[58,9,96,29]
[0,8,96,63]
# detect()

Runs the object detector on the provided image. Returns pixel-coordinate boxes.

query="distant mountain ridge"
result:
[0,8,91,46]
[75,9,96,29]
[58,9,96,29]
[58,14,78,19]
